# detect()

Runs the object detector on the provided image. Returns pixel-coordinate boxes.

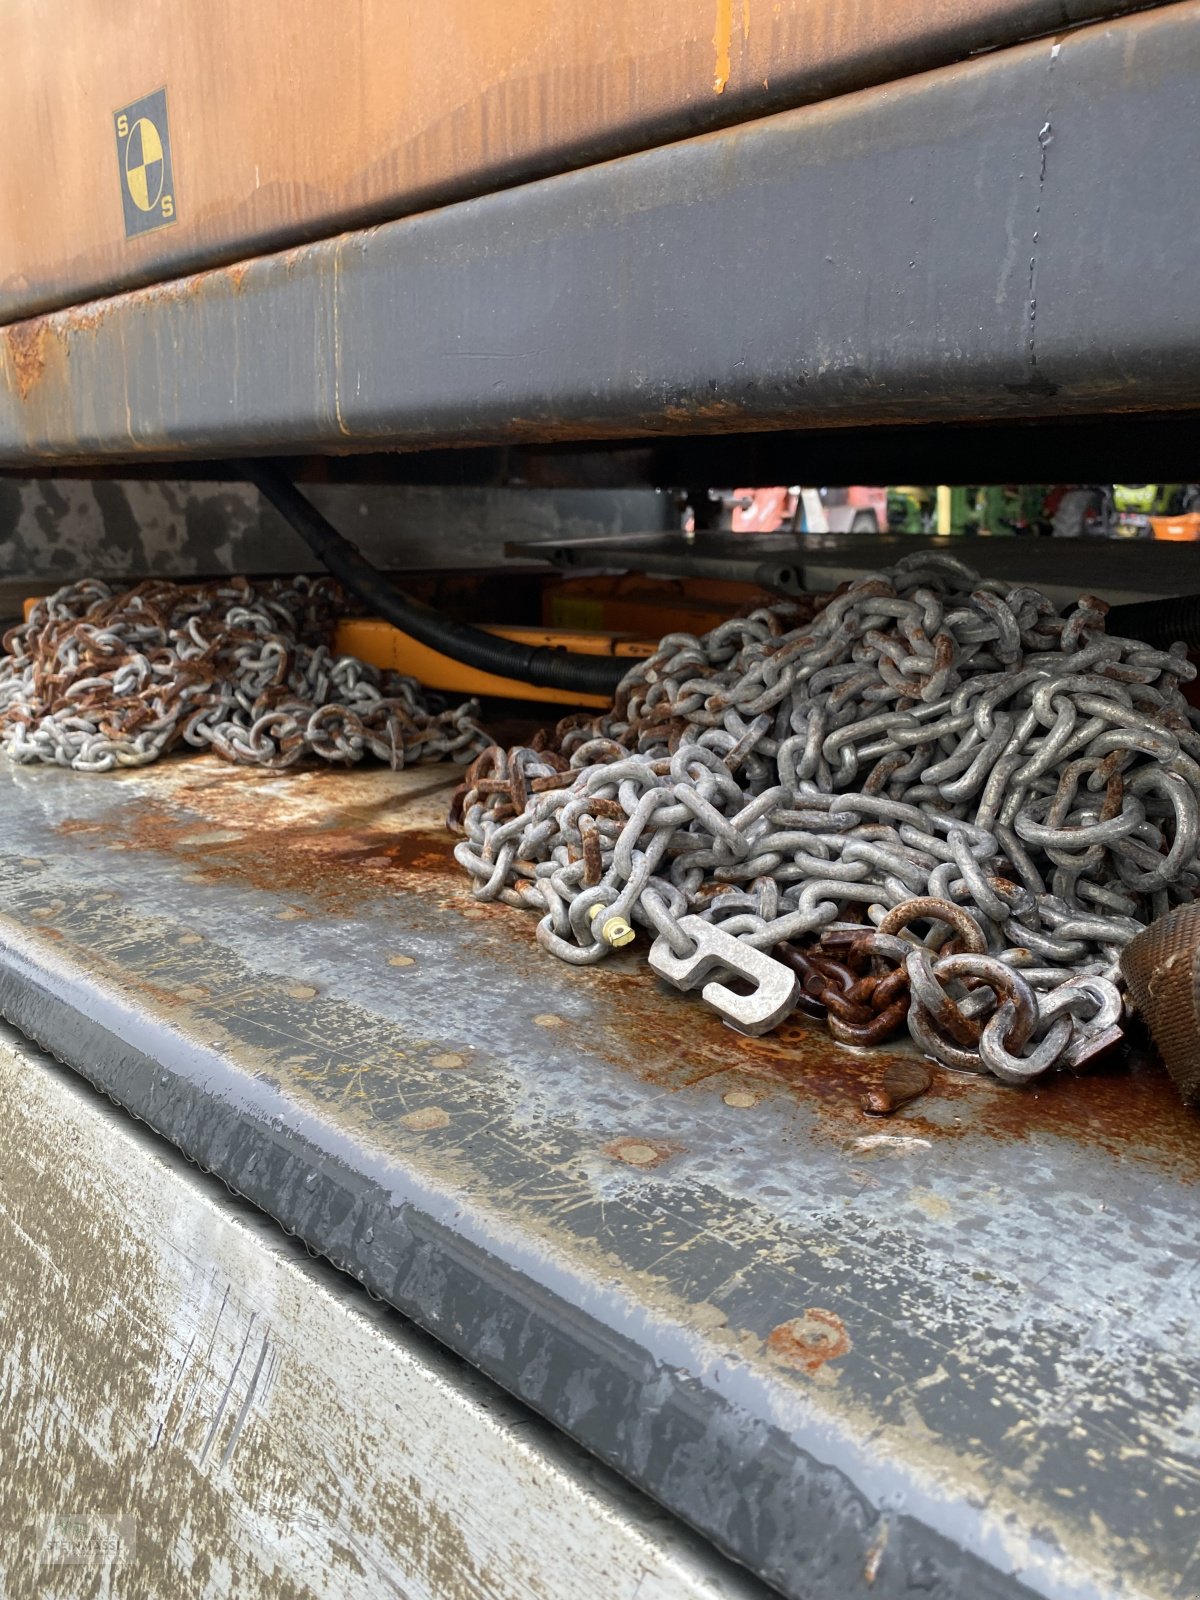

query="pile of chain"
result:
[452,552,1200,1082]
[0,576,490,772]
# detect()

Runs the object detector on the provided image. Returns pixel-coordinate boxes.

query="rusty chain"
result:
[0,577,490,772]
[452,552,1200,1082]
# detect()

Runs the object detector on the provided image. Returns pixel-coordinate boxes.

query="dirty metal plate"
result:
[509,530,1200,606]
[0,1023,768,1600]
[0,477,671,589]
[0,754,1197,1600]
[5,3,1200,463]
[0,0,1155,325]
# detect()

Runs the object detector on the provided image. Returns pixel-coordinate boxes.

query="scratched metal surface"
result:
[0,754,1197,1600]
[0,1023,767,1600]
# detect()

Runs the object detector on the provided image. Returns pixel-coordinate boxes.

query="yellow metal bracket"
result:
[334,619,652,707]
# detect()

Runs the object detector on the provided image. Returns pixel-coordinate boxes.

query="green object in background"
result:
[887,487,934,534]
[1112,484,1184,515]
[976,484,1050,535]
[887,485,1044,536]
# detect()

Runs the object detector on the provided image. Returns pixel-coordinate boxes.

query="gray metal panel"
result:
[0,477,670,585]
[511,530,1200,605]
[0,755,1196,1600]
[3,4,1200,463]
[0,1022,769,1600]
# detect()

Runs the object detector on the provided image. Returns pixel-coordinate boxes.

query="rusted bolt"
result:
[767,1308,851,1372]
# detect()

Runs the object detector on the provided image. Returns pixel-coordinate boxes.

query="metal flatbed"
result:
[1,752,1196,1600]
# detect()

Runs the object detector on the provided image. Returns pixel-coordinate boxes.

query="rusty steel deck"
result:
[0,0,1160,324]
[0,753,1197,1599]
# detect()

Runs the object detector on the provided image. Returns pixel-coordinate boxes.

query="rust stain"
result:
[225,261,251,291]
[3,317,48,400]
[56,772,461,913]
[69,303,113,334]
[766,1307,851,1372]
[660,399,747,425]
[595,963,1200,1176]
[44,758,1200,1180]
[605,1138,679,1169]
[713,0,734,91]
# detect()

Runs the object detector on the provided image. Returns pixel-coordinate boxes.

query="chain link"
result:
[0,577,490,773]
[452,553,1200,1082]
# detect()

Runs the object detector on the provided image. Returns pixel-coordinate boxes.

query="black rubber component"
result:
[1106,595,1200,652]
[239,460,629,696]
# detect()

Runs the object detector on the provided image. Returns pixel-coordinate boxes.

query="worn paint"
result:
[0,1025,766,1600]
[1,4,1197,464]
[0,0,1157,325]
[2,318,48,401]
[0,752,1196,1598]
[714,0,735,92]
[606,1137,679,1168]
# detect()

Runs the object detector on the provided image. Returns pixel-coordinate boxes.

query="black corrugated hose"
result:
[238,459,630,697]
[1105,595,1200,653]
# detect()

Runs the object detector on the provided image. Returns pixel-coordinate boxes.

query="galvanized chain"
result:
[0,577,490,772]
[452,553,1200,1082]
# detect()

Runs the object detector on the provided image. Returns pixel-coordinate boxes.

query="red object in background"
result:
[731,487,793,534]
[732,486,887,534]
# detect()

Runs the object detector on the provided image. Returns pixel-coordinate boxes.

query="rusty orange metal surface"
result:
[0,0,1156,324]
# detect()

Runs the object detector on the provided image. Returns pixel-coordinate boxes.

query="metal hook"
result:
[649,915,799,1036]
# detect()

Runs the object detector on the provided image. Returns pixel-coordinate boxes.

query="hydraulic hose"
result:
[238,459,630,697]
[1106,595,1200,653]
[241,459,1200,683]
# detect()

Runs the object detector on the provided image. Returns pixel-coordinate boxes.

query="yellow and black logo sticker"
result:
[113,88,177,239]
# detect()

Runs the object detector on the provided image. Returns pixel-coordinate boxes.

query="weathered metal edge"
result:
[0,921,1038,1600]
[0,1020,779,1600]
[2,3,1200,462]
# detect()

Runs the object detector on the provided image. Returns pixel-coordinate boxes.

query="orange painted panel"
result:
[0,0,1145,323]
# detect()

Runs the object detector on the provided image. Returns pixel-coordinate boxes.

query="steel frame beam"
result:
[2,3,1200,466]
